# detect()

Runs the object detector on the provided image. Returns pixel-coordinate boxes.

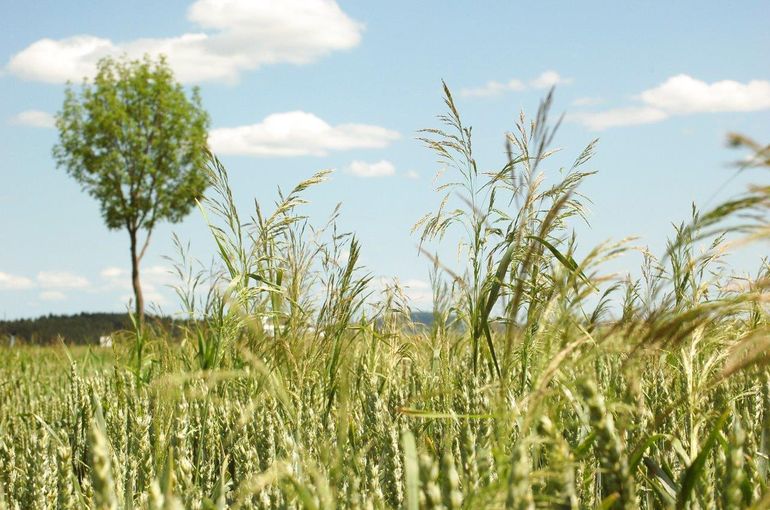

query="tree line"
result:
[0,313,181,346]
[0,312,438,346]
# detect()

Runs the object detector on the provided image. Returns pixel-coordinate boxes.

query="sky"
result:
[1,0,769,319]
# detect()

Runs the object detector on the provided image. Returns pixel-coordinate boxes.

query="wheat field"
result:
[1,87,769,509]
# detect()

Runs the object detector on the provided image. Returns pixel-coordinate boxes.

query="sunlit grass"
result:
[0,87,768,509]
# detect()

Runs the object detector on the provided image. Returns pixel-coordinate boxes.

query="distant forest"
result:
[0,313,180,346]
[0,311,437,346]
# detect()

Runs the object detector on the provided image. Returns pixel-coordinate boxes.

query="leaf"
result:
[676,409,730,510]
[596,493,619,510]
[247,273,267,283]
[629,434,666,471]
[397,407,493,420]
[160,447,175,496]
[526,235,595,291]
[285,475,319,510]
[402,430,420,510]
[483,243,516,320]
[33,414,67,449]
[573,431,597,458]
[211,457,230,510]
[481,321,502,378]
[91,395,109,437]
[643,457,678,499]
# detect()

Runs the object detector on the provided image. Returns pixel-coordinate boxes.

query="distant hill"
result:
[0,311,438,346]
[410,310,435,326]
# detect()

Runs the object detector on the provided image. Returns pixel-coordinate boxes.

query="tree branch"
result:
[138,228,153,262]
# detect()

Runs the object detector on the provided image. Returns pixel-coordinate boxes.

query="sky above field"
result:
[1,0,769,319]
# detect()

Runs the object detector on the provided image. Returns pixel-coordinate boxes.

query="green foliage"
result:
[53,54,210,321]
[1,86,769,509]
[415,84,597,380]
[0,312,182,346]
[53,54,209,231]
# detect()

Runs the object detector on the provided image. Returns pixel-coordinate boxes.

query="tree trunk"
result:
[129,228,144,324]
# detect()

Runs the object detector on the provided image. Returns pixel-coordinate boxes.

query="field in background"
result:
[1,89,769,509]
[0,312,438,347]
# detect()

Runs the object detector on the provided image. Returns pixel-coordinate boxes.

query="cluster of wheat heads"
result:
[1,86,769,509]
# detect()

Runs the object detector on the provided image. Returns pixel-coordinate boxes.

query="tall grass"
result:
[0,86,769,509]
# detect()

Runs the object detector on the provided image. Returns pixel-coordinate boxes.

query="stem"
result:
[129,227,144,325]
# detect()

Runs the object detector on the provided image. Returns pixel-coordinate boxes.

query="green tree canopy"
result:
[53,54,210,322]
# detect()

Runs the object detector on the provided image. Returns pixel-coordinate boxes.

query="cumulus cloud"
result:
[568,106,668,131]
[373,277,432,308]
[405,170,419,180]
[209,111,400,157]
[403,279,432,308]
[100,265,175,306]
[0,272,34,290]
[8,110,56,128]
[144,265,176,281]
[1,270,92,291]
[461,70,571,98]
[572,96,603,107]
[101,265,174,288]
[639,74,770,114]
[6,0,364,84]
[571,74,770,131]
[119,290,170,307]
[100,267,124,279]
[7,36,116,84]
[37,271,90,289]
[0,267,177,309]
[530,70,572,89]
[347,160,396,178]
[461,79,526,98]
[39,290,66,301]
[101,265,174,286]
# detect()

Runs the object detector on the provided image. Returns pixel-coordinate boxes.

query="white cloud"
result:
[568,106,668,131]
[100,265,174,288]
[39,290,66,301]
[1,267,177,309]
[372,277,432,308]
[144,290,170,306]
[405,170,419,180]
[403,279,432,308]
[1,270,92,291]
[209,111,399,157]
[119,290,170,307]
[8,110,56,128]
[144,265,174,279]
[461,70,571,98]
[37,271,90,289]
[0,272,34,290]
[101,265,174,307]
[461,79,526,98]
[347,160,396,178]
[404,279,429,288]
[639,74,770,114]
[6,0,364,84]
[7,36,116,84]
[571,74,770,131]
[530,70,572,89]
[572,96,603,107]
[100,267,123,279]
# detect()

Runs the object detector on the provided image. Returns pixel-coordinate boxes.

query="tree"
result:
[53,55,210,323]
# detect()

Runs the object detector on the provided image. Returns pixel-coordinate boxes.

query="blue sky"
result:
[1,0,768,319]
